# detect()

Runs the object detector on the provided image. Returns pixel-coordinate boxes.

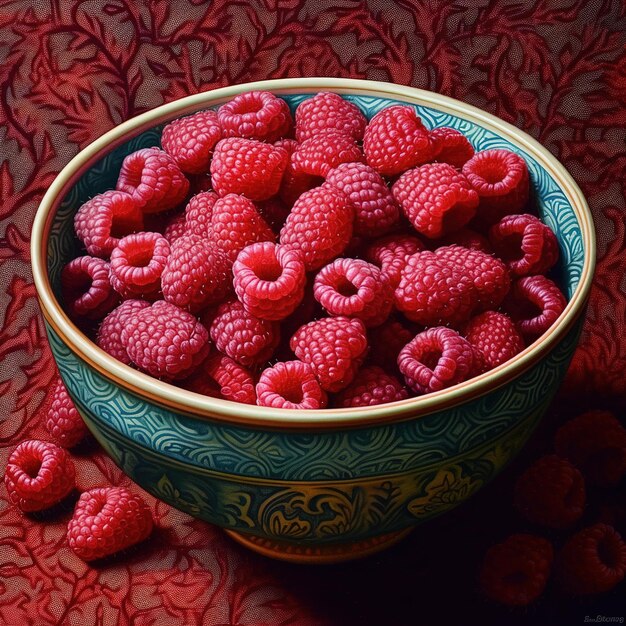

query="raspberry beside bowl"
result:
[31,78,595,563]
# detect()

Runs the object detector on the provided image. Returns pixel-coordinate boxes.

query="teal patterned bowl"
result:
[31,79,595,563]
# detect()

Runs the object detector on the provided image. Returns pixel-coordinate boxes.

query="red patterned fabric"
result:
[1,1,625,624]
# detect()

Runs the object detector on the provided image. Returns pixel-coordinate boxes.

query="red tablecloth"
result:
[1,1,625,624]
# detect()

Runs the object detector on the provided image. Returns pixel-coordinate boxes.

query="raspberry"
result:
[210,300,280,368]
[290,131,363,178]
[74,190,143,258]
[46,378,88,448]
[365,234,424,289]
[188,172,212,195]
[438,228,492,253]
[163,212,187,244]
[555,411,626,487]
[480,534,553,606]
[61,256,119,320]
[278,163,322,207]
[256,197,291,233]
[290,316,368,392]
[116,147,189,214]
[256,361,327,410]
[121,300,210,379]
[398,327,474,394]
[392,163,479,239]
[210,138,289,201]
[514,455,585,529]
[274,138,298,155]
[161,234,231,313]
[368,318,415,372]
[325,162,400,237]
[232,242,306,321]
[295,92,367,142]
[464,311,524,372]
[67,487,153,561]
[279,184,354,271]
[429,126,475,168]
[363,105,432,176]
[184,191,218,237]
[109,232,170,300]
[161,109,221,174]
[335,366,408,407]
[4,440,75,512]
[489,213,559,277]
[313,258,394,327]
[211,194,275,264]
[463,149,530,225]
[96,299,150,364]
[556,524,626,595]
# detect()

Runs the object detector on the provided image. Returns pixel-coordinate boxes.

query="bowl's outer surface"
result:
[35,80,592,553]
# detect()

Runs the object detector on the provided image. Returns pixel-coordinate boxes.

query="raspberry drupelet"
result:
[368,318,415,372]
[335,366,408,407]
[184,190,218,238]
[365,234,424,289]
[295,92,367,142]
[256,361,327,410]
[429,126,475,168]
[96,299,150,364]
[290,130,364,178]
[46,378,88,448]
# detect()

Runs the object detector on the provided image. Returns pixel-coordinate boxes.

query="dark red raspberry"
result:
[161,109,221,174]
[290,316,368,392]
[46,378,88,448]
[398,327,474,395]
[4,440,75,512]
[279,184,354,271]
[368,318,415,372]
[392,163,479,239]
[218,90,292,142]
[514,454,585,529]
[555,411,626,487]
[161,234,231,313]
[438,228,492,253]
[232,242,306,321]
[335,366,408,407]
[67,487,153,561]
[188,172,213,195]
[295,92,367,142]
[365,234,424,289]
[121,300,210,379]
[556,524,626,595]
[278,161,322,207]
[256,197,291,233]
[61,256,119,320]
[325,162,400,237]
[74,190,143,258]
[96,299,150,364]
[363,105,433,176]
[162,212,187,244]
[184,191,218,238]
[256,360,327,410]
[291,130,363,178]
[480,534,553,606]
[210,138,289,201]
[313,258,394,327]
[429,126,475,168]
[210,300,280,368]
[116,147,189,214]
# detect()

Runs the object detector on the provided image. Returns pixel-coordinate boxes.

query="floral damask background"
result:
[1,1,625,624]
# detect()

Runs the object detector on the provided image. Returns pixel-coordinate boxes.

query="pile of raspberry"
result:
[63,90,567,410]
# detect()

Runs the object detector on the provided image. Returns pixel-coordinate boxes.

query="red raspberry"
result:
[313,258,394,328]
[211,194,275,264]
[556,524,626,595]
[256,360,327,410]
[4,440,75,512]
[398,327,474,395]
[325,162,400,237]
[368,318,415,372]
[438,227,492,253]
[218,90,292,142]
[392,163,479,239]
[184,191,218,238]
[464,311,524,372]
[256,197,291,233]
[161,234,231,313]
[365,234,424,289]
[279,184,354,271]
[463,149,530,225]
[61,256,119,320]
[295,92,367,142]
[555,411,626,487]
[121,300,210,379]
[161,109,221,174]
[233,242,306,321]
[291,131,364,178]
[429,126,475,168]
[363,105,432,176]
[210,138,289,201]
[96,299,150,364]
[514,455,585,529]
[274,138,298,155]
[278,161,322,207]
[335,366,408,407]
[46,378,88,448]
[74,190,143,258]
[162,212,186,244]
[290,316,368,392]
[210,300,280,368]
[480,534,553,606]
[67,487,153,561]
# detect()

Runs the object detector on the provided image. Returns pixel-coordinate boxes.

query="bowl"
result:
[31,78,595,563]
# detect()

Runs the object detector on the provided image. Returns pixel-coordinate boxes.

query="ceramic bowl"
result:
[31,78,595,563]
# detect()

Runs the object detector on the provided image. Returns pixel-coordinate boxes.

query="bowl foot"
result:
[224,527,414,564]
